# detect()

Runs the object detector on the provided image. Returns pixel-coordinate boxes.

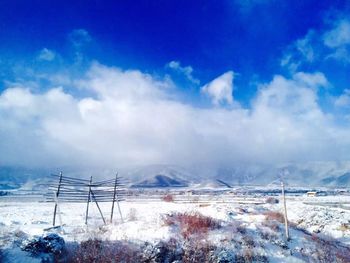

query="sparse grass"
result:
[163,212,221,239]
[162,194,174,202]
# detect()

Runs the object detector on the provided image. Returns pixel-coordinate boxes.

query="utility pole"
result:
[85,176,92,225]
[281,180,290,241]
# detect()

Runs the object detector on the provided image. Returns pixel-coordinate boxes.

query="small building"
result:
[306,191,318,197]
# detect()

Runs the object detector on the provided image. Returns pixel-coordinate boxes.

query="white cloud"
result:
[201,71,234,105]
[335,89,350,108]
[166,61,199,84]
[1,64,349,170]
[37,48,56,61]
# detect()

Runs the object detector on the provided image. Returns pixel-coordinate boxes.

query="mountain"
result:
[129,165,191,188]
[0,166,51,190]
[214,162,350,187]
[321,172,350,186]
[131,174,189,188]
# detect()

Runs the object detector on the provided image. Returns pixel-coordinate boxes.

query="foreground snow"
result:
[0,193,349,262]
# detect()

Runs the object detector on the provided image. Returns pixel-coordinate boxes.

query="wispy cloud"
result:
[37,48,56,61]
[166,61,199,85]
[281,17,350,71]
[69,29,92,48]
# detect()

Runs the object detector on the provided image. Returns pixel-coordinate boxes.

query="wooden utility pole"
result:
[53,172,63,226]
[110,173,123,223]
[85,176,92,225]
[281,181,290,241]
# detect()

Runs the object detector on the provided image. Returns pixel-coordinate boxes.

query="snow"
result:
[1,192,349,262]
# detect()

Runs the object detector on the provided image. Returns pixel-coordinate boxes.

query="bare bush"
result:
[264,211,284,223]
[142,238,183,262]
[66,239,142,263]
[183,238,215,263]
[235,250,269,263]
[265,197,279,204]
[162,194,174,202]
[310,234,350,263]
[262,220,280,233]
[163,212,221,239]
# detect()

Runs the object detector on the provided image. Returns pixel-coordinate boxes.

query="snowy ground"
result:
[1,192,350,262]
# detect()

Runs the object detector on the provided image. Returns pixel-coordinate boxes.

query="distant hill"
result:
[131,174,189,188]
[214,162,350,187]
[321,172,350,186]
[0,166,50,190]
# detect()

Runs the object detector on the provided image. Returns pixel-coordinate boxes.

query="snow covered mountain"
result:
[128,165,191,188]
[1,161,350,191]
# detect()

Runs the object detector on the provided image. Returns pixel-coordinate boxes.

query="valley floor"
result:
[0,193,350,262]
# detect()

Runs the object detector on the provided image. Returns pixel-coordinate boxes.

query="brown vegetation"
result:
[163,212,221,239]
[264,211,284,223]
[66,239,142,263]
[310,234,350,263]
[265,197,279,204]
[162,194,174,202]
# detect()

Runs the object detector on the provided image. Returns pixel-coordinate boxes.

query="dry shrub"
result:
[310,234,350,263]
[339,223,350,232]
[142,238,183,262]
[335,250,350,263]
[67,239,142,263]
[265,197,279,204]
[235,250,268,263]
[235,236,268,263]
[262,220,280,233]
[164,212,221,239]
[183,238,215,263]
[162,194,174,202]
[227,221,247,235]
[264,211,284,223]
[260,230,278,242]
[237,207,248,214]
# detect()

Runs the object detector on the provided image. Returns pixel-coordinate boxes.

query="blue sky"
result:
[1,0,350,169]
[0,0,349,100]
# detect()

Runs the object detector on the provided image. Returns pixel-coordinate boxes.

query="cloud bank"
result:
[1,62,350,170]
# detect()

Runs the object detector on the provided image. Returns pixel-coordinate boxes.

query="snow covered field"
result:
[1,192,350,262]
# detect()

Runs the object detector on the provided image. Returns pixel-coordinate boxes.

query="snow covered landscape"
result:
[1,180,349,262]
